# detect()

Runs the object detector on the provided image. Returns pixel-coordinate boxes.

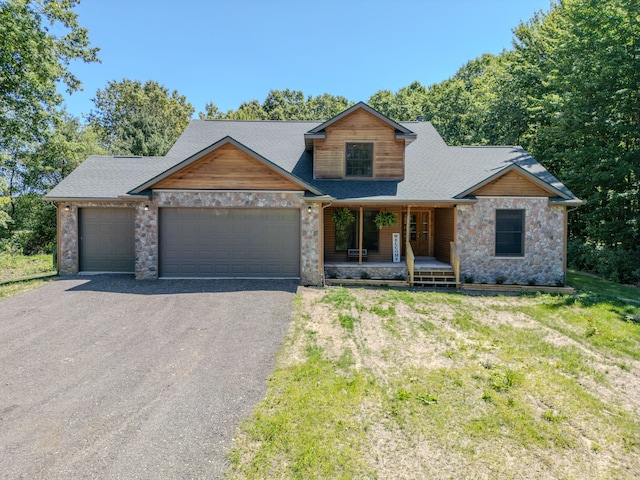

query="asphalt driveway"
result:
[0,275,298,479]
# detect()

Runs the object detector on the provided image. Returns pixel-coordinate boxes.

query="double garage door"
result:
[159,208,300,278]
[79,207,300,278]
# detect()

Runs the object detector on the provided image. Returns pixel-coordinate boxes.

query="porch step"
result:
[412,269,457,287]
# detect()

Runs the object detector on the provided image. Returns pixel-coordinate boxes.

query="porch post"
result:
[405,205,411,248]
[358,206,363,265]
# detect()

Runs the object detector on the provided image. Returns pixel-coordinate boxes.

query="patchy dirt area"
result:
[285,286,640,479]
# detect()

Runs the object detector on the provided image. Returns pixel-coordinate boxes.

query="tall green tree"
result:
[87,79,194,156]
[1,112,104,252]
[368,82,427,122]
[512,0,640,282]
[0,0,98,252]
[0,0,99,149]
[199,90,353,121]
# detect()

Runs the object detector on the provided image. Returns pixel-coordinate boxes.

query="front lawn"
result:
[228,273,640,479]
[0,253,56,298]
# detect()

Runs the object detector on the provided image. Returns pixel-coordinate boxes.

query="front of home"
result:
[45,103,583,287]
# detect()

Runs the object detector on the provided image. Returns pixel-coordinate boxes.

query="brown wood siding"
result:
[434,208,455,263]
[471,170,555,197]
[153,143,303,191]
[314,109,404,179]
[323,206,402,262]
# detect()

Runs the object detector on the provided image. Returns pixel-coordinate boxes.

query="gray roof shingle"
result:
[46,118,580,203]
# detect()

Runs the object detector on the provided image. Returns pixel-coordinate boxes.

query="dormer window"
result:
[345,142,373,177]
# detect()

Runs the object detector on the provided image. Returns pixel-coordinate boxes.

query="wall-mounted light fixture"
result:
[307,205,312,214]
[144,204,150,211]
[63,204,71,212]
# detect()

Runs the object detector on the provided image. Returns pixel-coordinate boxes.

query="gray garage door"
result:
[79,208,135,272]
[160,208,300,278]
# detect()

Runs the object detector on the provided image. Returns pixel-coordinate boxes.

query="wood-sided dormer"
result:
[304,102,416,180]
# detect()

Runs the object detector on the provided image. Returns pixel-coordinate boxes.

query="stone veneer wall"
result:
[456,198,565,285]
[57,192,323,285]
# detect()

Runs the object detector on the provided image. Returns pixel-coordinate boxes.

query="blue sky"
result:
[63,0,552,119]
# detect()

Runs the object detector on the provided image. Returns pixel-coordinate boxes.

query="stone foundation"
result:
[324,263,408,281]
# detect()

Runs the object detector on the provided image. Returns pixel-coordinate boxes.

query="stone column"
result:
[58,204,79,275]
[300,203,322,286]
[134,202,159,279]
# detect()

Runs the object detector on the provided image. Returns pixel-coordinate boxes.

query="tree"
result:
[0,0,99,149]
[198,101,224,120]
[199,90,353,121]
[0,0,98,252]
[512,0,640,282]
[24,112,105,193]
[87,79,194,156]
[1,112,104,252]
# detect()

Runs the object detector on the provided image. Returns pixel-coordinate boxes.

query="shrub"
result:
[568,240,640,285]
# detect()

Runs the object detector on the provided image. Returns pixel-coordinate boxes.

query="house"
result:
[45,102,584,287]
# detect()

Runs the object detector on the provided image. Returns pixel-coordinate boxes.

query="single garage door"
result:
[79,207,135,272]
[160,208,300,278]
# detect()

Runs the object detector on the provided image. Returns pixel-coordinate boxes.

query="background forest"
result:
[1,0,638,284]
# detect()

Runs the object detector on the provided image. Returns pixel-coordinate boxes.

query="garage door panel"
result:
[160,208,300,278]
[80,208,135,272]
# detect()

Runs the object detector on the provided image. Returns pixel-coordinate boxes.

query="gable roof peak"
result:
[129,135,323,195]
[306,101,415,135]
[304,102,417,150]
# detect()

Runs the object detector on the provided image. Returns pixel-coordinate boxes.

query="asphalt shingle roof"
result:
[46,118,579,202]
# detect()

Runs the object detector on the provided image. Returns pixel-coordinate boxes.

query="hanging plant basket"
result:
[375,211,397,229]
[332,208,355,228]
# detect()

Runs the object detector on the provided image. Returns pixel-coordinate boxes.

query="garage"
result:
[159,208,300,278]
[79,207,135,272]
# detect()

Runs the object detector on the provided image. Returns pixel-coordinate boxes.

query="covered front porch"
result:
[321,204,461,286]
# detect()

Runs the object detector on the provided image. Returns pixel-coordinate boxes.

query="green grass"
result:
[228,273,640,478]
[0,253,56,298]
[228,329,373,479]
[568,269,639,303]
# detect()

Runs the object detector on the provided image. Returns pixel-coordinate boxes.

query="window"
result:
[345,143,373,177]
[335,210,379,252]
[495,209,525,256]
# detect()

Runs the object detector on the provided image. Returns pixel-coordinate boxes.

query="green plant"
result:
[496,275,507,285]
[585,315,600,337]
[374,211,397,229]
[464,275,474,284]
[360,271,371,280]
[332,208,355,228]
[338,313,359,331]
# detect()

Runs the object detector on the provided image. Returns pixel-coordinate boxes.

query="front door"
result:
[404,211,431,256]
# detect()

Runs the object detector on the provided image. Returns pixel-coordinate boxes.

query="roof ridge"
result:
[456,145,521,149]
[194,119,322,124]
